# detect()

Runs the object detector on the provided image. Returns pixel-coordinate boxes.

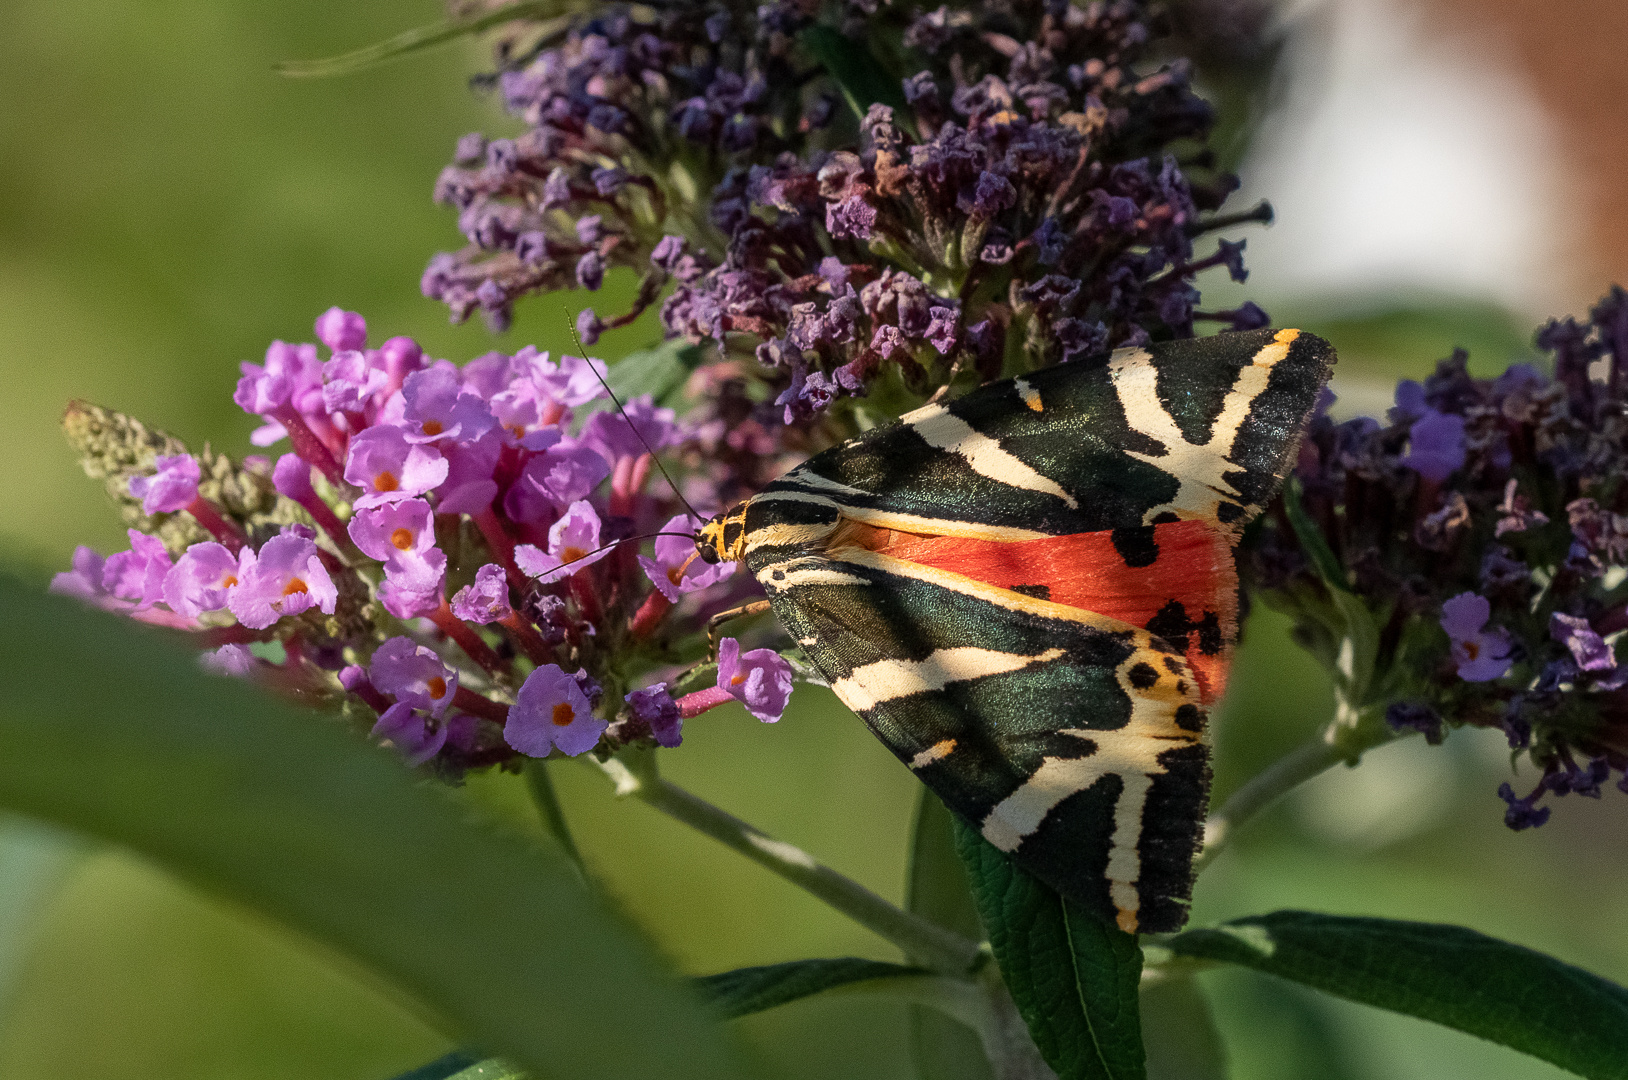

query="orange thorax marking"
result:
[835,519,1237,703]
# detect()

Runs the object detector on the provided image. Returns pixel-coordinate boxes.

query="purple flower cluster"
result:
[1249,286,1628,830]
[427,0,1269,433]
[56,307,796,772]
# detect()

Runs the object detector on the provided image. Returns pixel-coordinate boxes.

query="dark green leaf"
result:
[1139,978,1226,1080]
[1168,910,1628,1080]
[800,26,912,128]
[954,820,1146,1080]
[276,3,571,78]
[0,577,758,1080]
[907,790,994,1080]
[695,957,925,1019]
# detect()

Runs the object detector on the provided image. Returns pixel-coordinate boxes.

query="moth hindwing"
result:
[698,328,1335,933]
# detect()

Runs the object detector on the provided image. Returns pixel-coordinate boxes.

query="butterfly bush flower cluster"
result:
[426,0,1271,460]
[1247,286,1628,831]
[54,308,795,772]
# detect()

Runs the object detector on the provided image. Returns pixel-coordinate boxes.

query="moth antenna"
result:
[566,307,706,529]
[551,531,700,572]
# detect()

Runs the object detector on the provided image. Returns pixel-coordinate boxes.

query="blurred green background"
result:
[0,2,1622,1078]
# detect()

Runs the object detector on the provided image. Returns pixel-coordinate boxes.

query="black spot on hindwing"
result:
[1111,525,1159,568]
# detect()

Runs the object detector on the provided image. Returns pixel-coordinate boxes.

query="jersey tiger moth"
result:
[695,327,1335,933]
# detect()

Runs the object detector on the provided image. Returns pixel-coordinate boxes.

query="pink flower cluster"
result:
[55,307,796,769]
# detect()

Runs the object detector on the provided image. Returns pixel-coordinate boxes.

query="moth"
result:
[695,328,1334,933]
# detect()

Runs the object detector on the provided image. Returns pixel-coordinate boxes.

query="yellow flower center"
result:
[373,470,400,493]
[551,702,576,727]
[390,527,414,550]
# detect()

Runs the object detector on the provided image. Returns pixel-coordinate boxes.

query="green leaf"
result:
[605,338,707,408]
[954,819,1146,1080]
[1139,977,1226,1080]
[276,3,572,79]
[695,957,925,1019]
[1168,910,1628,1080]
[390,1050,513,1080]
[907,790,994,1080]
[0,576,758,1080]
[799,26,913,131]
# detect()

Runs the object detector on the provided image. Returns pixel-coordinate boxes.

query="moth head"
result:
[696,504,748,564]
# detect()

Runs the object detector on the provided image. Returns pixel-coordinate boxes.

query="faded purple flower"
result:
[201,643,257,678]
[1440,592,1514,682]
[1385,701,1444,745]
[716,637,794,723]
[1550,613,1616,672]
[1498,781,1551,831]
[507,663,606,757]
[128,454,200,514]
[450,563,512,624]
[627,683,682,747]
[401,367,497,445]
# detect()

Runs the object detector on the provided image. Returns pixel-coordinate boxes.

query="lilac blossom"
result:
[716,637,794,723]
[1441,593,1514,682]
[315,307,367,352]
[505,444,610,517]
[1400,410,1467,482]
[507,663,605,757]
[515,501,613,583]
[639,514,735,601]
[102,530,173,611]
[164,542,246,618]
[434,432,504,514]
[227,532,338,630]
[348,499,437,568]
[344,425,449,509]
[370,637,458,718]
[127,454,200,514]
[400,366,498,445]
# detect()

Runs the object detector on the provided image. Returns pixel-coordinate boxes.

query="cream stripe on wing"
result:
[902,402,1079,509]
[830,647,1066,712]
[1107,330,1299,525]
[979,646,1201,934]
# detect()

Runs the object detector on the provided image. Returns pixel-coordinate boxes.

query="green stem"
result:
[593,752,983,974]
[1195,720,1398,873]
[525,759,586,878]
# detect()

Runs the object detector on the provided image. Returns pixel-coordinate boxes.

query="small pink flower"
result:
[401,366,497,445]
[344,425,449,510]
[638,514,735,601]
[227,532,338,629]
[514,500,614,583]
[450,564,511,624]
[102,530,173,611]
[717,637,794,722]
[128,454,201,514]
[164,541,249,617]
[315,307,368,352]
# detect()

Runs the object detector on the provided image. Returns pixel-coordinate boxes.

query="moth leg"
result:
[706,599,774,660]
